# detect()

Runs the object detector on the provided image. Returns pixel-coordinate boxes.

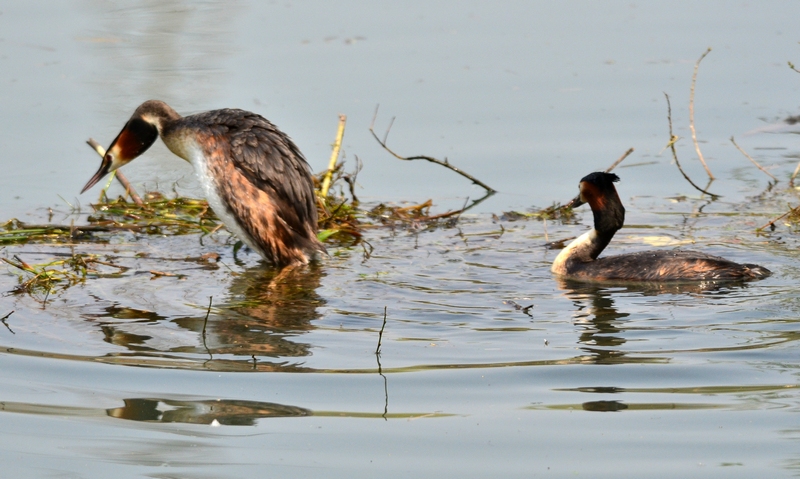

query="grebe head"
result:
[572,171,625,234]
[81,101,179,193]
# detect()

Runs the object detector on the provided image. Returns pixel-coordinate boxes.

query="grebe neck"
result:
[551,185,624,276]
[551,226,618,275]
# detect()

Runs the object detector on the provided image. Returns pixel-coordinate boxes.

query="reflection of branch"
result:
[376,351,389,420]
[664,93,721,199]
[202,296,213,360]
[375,306,389,419]
[730,136,778,182]
[370,106,496,194]
[86,138,144,205]
[0,310,14,334]
[689,47,714,179]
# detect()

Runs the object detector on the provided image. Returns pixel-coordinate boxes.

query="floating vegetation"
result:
[0,192,220,247]
[89,192,220,235]
[501,203,577,222]
[2,253,127,298]
[758,203,800,233]
[368,200,435,225]
[0,219,86,245]
[313,159,363,244]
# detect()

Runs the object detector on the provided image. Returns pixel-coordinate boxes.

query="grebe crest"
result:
[82,100,325,268]
[551,172,770,282]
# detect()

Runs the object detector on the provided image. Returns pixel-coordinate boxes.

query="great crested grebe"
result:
[81,100,325,267]
[551,172,771,282]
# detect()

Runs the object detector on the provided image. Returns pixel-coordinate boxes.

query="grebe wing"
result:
[201,109,319,236]
[590,250,770,281]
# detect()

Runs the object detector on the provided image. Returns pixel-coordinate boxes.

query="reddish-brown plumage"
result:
[205,142,320,266]
[579,181,605,211]
[82,100,325,267]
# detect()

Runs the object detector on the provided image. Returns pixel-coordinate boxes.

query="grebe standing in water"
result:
[551,172,770,282]
[81,100,325,268]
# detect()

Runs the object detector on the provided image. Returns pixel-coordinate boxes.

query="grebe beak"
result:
[80,117,158,193]
[567,195,584,209]
[81,152,115,193]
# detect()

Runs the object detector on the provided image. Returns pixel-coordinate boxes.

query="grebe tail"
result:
[82,100,325,268]
[551,172,770,282]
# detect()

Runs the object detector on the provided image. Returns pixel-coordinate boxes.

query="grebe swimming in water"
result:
[81,100,325,268]
[551,172,770,282]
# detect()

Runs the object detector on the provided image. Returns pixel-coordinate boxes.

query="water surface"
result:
[1,1,800,478]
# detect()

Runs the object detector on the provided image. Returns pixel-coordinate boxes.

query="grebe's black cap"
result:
[579,171,620,187]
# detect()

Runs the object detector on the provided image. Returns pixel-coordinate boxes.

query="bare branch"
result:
[791,161,800,188]
[320,114,347,199]
[370,107,496,194]
[417,190,494,221]
[605,147,635,173]
[730,136,778,182]
[376,306,387,355]
[689,47,715,179]
[757,205,800,232]
[664,93,721,198]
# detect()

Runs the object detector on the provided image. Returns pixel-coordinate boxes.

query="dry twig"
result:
[664,93,720,198]
[757,205,800,232]
[320,114,347,199]
[370,106,496,194]
[730,136,778,182]
[791,162,800,188]
[604,147,635,173]
[376,306,387,355]
[689,47,715,180]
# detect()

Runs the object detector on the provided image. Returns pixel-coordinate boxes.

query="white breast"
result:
[551,229,596,275]
[174,140,262,256]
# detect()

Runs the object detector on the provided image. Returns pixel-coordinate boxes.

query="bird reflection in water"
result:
[189,264,326,361]
[92,265,325,370]
[556,278,751,365]
[107,397,311,425]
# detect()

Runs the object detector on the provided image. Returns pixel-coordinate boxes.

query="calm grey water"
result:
[1,1,800,478]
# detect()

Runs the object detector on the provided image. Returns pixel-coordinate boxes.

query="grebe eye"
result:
[104,153,113,162]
